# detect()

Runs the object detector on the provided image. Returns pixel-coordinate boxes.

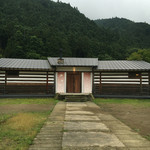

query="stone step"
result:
[28,102,66,150]
[40,128,63,131]
[36,135,62,139]
[38,132,62,135]
[39,131,63,135]
[40,127,63,130]
[33,139,61,144]
[35,137,62,140]
[29,143,61,148]
[62,147,119,150]
[29,148,61,150]
[65,96,89,102]
[56,93,94,101]
[44,122,64,125]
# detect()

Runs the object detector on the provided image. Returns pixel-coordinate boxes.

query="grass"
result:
[0,98,58,106]
[0,98,58,150]
[145,135,150,141]
[0,112,50,150]
[0,113,13,124]
[94,98,150,107]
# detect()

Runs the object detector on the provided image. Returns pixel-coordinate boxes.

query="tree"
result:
[127,52,142,61]
[127,49,150,62]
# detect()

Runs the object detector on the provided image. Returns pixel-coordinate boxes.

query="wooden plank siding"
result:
[0,71,5,94]
[0,71,55,95]
[149,72,150,95]
[93,72,150,96]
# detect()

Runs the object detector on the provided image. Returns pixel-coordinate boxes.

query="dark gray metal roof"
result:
[1,58,150,71]
[97,60,150,71]
[0,58,52,71]
[48,57,98,67]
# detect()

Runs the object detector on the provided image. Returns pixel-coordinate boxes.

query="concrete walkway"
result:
[29,102,150,150]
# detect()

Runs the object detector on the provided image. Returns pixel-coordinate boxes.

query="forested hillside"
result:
[95,17,150,48]
[0,0,128,60]
[1,1,150,61]
[95,18,150,62]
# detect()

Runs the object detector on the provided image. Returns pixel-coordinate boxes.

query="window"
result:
[128,72,141,79]
[7,71,19,77]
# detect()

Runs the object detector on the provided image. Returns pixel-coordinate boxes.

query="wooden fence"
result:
[0,71,55,95]
[93,72,150,96]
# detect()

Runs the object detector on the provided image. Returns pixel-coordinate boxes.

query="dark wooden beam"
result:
[100,72,102,94]
[148,72,150,95]
[46,71,49,94]
[149,72,150,85]
[92,68,94,94]
[4,71,7,94]
[140,72,142,95]
[54,67,56,94]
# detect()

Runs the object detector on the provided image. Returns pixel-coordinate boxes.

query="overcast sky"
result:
[53,0,150,24]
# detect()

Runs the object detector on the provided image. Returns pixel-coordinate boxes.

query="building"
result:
[0,57,150,98]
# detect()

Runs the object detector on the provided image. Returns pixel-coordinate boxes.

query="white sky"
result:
[53,0,150,24]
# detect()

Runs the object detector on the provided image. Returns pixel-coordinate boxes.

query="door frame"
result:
[66,71,82,93]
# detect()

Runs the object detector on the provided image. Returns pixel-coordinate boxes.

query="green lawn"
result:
[0,98,57,150]
[0,98,58,106]
[94,98,150,107]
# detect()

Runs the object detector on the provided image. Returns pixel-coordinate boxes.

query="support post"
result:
[140,72,142,95]
[92,67,94,95]
[4,71,7,94]
[100,72,102,94]
[54,68,56,94]
[46,71,49,94]
[148,72,150,95]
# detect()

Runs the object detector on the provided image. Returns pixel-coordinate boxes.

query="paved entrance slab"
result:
[63,102,126,149]
[65,115,100,121]
[67,103,87,107]
[64,121,109,131]
[29,102,66,150]
[62,102,150,150]
[29,101,150,150]
[66,110,94,115]
[63,132,125,147]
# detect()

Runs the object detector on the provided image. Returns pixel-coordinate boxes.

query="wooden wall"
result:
[93,72,150,96]
[0,71,55,95]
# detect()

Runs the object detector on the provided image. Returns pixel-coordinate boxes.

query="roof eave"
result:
[95,69,150,72]
[0,67,54,71]
[51,65,97,67]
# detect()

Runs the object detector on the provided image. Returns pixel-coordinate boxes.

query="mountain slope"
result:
[0,0,127,60]
[95,17,150,49]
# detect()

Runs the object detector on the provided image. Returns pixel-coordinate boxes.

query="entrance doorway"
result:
[67,72,81,93]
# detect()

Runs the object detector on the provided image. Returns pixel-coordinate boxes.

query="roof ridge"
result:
[48,57,98,67]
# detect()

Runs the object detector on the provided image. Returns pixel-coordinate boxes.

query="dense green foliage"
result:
[127,49,150,62]
[0,0,129,60]
[95,17,150,61]
[95,17,150,48]
[1,1,150,61]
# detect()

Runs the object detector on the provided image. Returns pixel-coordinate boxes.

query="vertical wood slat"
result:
[54,69,56,94]
[92,69,94,94]
[4,71,7,94]
[99,72,102,94]
[93,71,150,96]
[140,73,142,95]
[2,71,55,95]
[46,71,48,93]
[149,72,150,95]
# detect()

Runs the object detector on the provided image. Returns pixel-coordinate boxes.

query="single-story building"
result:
[0,57,150,98]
